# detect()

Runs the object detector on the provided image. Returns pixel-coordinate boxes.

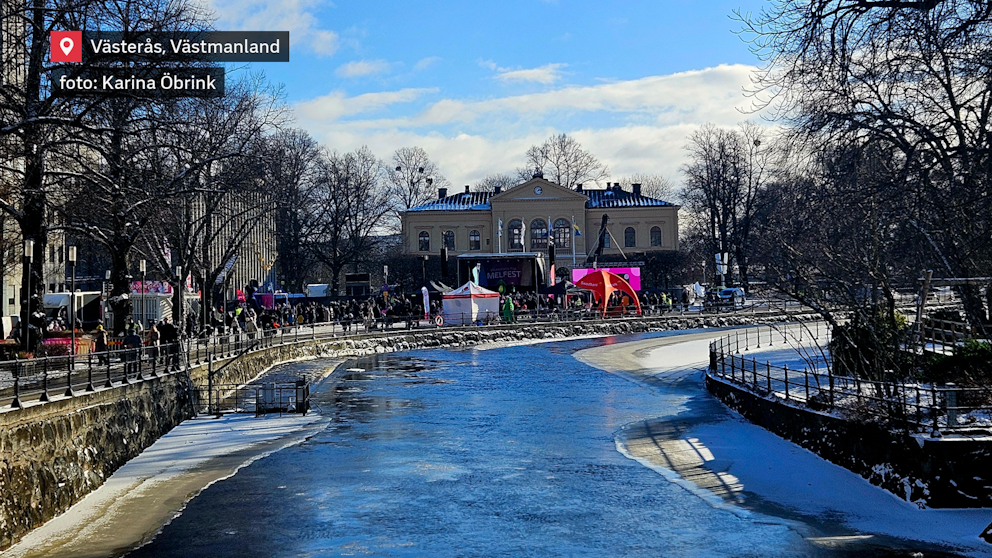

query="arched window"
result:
[650,226,662,247]
[553,219,571,249]
[509,219,523,251]
[603,231,611,248]
[530,219,548,251]
[469,230,481,250]
[443,230,455,250]
[418,231,430,252]
[624,227,636,248]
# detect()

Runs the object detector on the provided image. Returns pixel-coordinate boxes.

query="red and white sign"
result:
[51,31,82,63]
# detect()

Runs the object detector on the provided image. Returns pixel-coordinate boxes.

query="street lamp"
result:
[104,269,111,329]
[68,246,76,356]
[175,265,183,336]
[139,259,146,329]
[22,239,33,349]
[421,255,429,287]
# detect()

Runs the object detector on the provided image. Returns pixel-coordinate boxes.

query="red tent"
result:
[574,269,642,317]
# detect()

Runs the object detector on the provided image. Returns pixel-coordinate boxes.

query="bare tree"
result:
[0,0,211,338]
[525,133,608,189]
[266,129,322,292]
[473,173,518,193]
[751,140,918,382]
[680,122,772,289]
[308,146,393,294]
[386,146,449,213]
[739,0,992,331]
[142,76,287,330]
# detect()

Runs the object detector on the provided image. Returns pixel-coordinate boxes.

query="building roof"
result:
[406,183,675,212]
[583,188,676,209]
[407,191,492,212]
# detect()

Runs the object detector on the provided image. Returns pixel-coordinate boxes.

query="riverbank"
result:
[1,359,340,558]
[575,332,992,556]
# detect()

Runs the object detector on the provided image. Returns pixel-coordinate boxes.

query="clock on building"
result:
[533,186,543,195]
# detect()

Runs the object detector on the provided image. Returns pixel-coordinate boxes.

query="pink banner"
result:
[131,280,173,294]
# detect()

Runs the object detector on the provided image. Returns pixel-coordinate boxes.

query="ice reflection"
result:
[621,420,744,503]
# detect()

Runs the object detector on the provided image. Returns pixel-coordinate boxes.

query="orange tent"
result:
[574,269,642,317]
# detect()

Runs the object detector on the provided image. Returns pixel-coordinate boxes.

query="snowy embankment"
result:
[3,396,328,558]
[575,327,992,557]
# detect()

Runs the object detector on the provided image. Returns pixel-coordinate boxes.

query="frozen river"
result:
[123,331,987,557]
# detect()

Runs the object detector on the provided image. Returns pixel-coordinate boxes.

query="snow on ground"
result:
[688,418,991,554]
[4,412,328,558]
[472,333,608,351]
[585,328,992,556]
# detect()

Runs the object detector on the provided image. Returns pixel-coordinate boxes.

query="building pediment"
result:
[490,177,588,203]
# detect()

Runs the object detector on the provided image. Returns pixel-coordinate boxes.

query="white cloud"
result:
[203,0,339,57]
[413,56,442,71]
[335,59,391,78]
[416,64,756,126]
[294,87,437,121]
[479,60,568,84]
[292,64,766,188]
[494,63,567,84]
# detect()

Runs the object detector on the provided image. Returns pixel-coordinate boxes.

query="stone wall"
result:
[0,374,194,549]
[706,374,992,509]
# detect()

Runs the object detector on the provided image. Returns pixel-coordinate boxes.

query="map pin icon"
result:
[60,37,74,56]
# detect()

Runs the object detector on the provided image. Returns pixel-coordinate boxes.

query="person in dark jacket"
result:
[94,325,109,365]
[158,318,179,369]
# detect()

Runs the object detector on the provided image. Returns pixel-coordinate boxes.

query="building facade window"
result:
[530,219,548,251]
[553,219,571,249]
[650,226,662,247]
[443,230,455,250]
[469,230,481,250]
[509,219,523,251]
[603,231,611,248]
[624,227,636,248]
[418,231,430,252]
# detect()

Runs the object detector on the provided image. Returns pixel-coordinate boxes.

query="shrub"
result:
[924,339,992,386]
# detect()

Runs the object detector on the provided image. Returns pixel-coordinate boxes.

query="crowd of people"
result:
[20,283,698,364]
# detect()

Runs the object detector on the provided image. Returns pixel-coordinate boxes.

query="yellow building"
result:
[400,177,679,262]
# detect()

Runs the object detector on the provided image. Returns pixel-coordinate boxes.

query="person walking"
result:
[94,325,109,365]
[158,318,179,369]
[146,324,160,364]
[123,326,142,376]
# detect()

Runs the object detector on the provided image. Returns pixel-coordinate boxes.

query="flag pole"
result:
[571,215,576,267]
[498,217,503,254]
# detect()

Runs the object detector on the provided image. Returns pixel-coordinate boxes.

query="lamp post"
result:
[68,246,76,356]
[421,255,429,287]
[104,269,111,329]
[22,239,33,350]
[139,259,146,329]
[175,265,182,332]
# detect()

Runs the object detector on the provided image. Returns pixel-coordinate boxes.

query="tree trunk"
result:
[109,251,133,335]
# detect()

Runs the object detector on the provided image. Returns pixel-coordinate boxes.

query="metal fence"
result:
[0,342,188,409]
[919,318,979,355]
[708,325,991,435]
[192,381,309,416]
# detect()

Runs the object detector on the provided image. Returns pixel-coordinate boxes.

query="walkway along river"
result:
[112,329,992,557]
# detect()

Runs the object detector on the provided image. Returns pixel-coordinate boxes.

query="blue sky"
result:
[209,0,770,189]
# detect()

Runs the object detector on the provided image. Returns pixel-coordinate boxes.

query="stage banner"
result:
[479,259,532,288]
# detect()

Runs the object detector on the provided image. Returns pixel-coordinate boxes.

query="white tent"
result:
[442,282,500,326]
